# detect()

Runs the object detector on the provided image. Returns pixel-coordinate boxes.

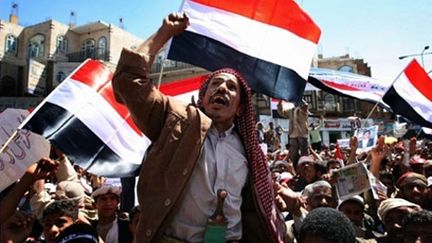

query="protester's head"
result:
[401,210,432,243]
[396,172,428,207]
[326,159,342,173]
[298,207,356,243]
[91,185,121,220]
[42,199,80,243]
[55,181,85,207]
[337,195,365,226]
[55,223,99,243]
[198,68,247,131]
[129,205,141,237]
[271,160,290,173]
[256,121,264,130]
[377,198,421,241]
[303,180,336,211]
[297,155,323,183]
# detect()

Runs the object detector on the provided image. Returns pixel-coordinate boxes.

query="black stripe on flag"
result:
[383,87,432,129]
[168,31,306,103]
[22,102,141,177]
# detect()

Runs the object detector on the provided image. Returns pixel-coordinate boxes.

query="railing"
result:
[150,60,198,73]
[66,49,110,62]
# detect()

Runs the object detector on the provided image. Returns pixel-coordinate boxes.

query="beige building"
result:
[0,13,143,109]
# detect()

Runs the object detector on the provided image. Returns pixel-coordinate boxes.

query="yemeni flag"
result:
[19,60,151,177]
[308,67,388,105]
[383,59,432,129]
[167,0,321,102]
[19,60,206,178]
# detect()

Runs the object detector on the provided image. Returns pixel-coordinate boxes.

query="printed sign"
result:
[334,162,371,201]
[355,125,378,152]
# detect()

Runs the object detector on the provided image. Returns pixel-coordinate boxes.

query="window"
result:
[5,35,18,55]
[338,65,354,73]
[81,39,95,59]
[56,35,68,53]
[342,97,356,112]
[97,37,107,60]
[28,34,45,58]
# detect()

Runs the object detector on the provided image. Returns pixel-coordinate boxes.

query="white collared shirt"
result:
[165,125,249,242]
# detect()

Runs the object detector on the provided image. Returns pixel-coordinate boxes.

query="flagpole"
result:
[0,130,19,155]
[156,59,165,90]
[365,66,407,119]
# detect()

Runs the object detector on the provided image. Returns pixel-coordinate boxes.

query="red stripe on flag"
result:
[71,60,141,135]
[321,80,362,91]
[190,0,321,43]
[160,75,207,95]
[404,60,432,102]
[71,60,113,91]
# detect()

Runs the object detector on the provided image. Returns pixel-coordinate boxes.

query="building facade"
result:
[0,13,143,110]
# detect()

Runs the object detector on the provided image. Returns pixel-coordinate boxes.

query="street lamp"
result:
[399,48,432,68]
[421,45,430,68]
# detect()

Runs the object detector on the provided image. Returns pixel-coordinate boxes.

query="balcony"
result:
[66,49,110,62]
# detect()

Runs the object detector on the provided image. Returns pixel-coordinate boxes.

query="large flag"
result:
[167,0,321,102]
[307,67,389,105]
[19,60,151,177]
[383,59,432,129]
[18,60,210,177]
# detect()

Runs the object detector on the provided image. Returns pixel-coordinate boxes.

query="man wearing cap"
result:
[91,185,131,243]
[338,195,377,239]
[112,12,284,243]
[376,198,421,243]
[396,172,429,210]
[293,155,326,191]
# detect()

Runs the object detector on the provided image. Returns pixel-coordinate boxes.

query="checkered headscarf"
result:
[198,68,282,243]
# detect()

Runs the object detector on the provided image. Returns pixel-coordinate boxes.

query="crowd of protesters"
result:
[1,12,432,243]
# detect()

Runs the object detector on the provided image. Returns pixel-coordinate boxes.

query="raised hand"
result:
[26,157,59,181]
[162,12,189,36]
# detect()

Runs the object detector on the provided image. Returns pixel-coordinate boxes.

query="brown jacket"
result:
[112,49,279,242]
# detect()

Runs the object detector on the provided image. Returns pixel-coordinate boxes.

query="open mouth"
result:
[210,95,229,106]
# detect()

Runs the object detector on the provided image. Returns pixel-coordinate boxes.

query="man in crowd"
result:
[91,185,131,243]
[337,195,377,239]
[277,100,309,165]
[396,172,429,210]
[377,198,421,243]
[112,12,284,242]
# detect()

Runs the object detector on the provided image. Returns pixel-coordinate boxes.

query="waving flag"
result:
[383,59,432,128]
[19,60,151,177]
[167,0,321,102]
[308,67,389,105]
[18,60,210,177]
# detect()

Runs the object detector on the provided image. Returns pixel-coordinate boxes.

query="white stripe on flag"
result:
[45,78,150,161]
[183,0,317,80]
[393,72,432,123]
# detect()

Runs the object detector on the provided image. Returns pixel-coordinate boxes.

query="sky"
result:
[1,0,431,84]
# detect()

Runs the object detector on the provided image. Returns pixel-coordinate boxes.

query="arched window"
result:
[97,36,107,60]
[56,35,68,53]
[5,35,18,55]
[28,34,45,58]
[81,39,95,59]
[338,65,354,73]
